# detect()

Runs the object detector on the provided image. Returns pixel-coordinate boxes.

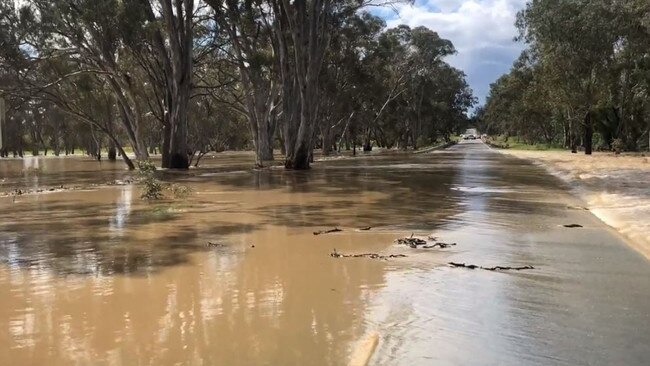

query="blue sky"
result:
[374,0,528,106]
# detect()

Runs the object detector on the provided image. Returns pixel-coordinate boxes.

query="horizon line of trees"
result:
[477,0,650,153]
[0,0,475,170]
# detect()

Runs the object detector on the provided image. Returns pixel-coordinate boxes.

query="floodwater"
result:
[1,141,649,365]
[499,149,650,260]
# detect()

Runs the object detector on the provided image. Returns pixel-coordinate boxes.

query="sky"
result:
[374,0,528,106]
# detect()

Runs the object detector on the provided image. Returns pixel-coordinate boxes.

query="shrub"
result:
[168,183,192,199]
[137,160,164,200]
[611,138,624,154]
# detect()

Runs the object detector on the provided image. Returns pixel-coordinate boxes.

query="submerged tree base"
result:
[169,153,190,170]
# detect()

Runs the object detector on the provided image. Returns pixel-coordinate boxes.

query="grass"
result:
[487,135,565,151]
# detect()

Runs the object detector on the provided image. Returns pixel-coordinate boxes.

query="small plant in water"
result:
[137,160,164,200]
[611,138,624,154]
[168,183,193,199]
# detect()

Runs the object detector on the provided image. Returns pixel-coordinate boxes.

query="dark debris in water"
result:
[449,262,535,271]
[330,249,407,260]
[567,206,589,211]
[395,234,455,249]
[423,242,456,249]
[563,224,583,228]
[314,227,342,235]
[396,236,427,248]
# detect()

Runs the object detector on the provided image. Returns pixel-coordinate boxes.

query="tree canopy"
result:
[0,0,475,168]
[479,0,650,152]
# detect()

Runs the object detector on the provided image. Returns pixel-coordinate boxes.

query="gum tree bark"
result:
[142,0,195,169]
[270,0,332,169]
[209,0,279,167]
[584,110,593,155]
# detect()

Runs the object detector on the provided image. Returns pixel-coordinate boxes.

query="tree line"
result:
[0,0,475,169]
[477,0,650,153]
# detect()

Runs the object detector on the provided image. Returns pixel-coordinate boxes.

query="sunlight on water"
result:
[1,143,649,365]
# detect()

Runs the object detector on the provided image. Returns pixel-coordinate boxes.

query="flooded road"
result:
[1,141,649,365]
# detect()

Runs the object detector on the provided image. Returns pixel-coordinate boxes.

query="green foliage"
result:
[487,135,564,151]
[480,0,650,151]
[320,17,475,151]
[611,138,625,153]
[1,0,476,167]
[137,160,164,200]
[137,160,193,200]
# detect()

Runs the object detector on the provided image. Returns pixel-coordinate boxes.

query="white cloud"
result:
[382,0,528,104]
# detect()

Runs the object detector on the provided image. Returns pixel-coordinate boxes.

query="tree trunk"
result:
[256,124,274,165]
[569,118,577,153]
[106,99,117,161]
[322,127,333,156]
[363,141,372,152]
[278,128,286,156]
[169,102,190,169]
[161,0,193,170]
[249,92,276,167]
[271,0,331,170]
[161,120,171,167]
[108,144,117,161]
[584,110,593,155]
[116,102,148,160]
[563,121,570,148]
[106,134,134,170]
[141,0,193,169]
[0,97,4,154]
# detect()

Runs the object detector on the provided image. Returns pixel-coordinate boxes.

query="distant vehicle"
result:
[463,129,478,140]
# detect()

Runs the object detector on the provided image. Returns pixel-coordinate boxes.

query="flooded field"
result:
[1,141,649,365]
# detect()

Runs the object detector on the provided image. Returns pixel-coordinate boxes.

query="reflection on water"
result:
[1,142,649,365]
[109,185,132,236]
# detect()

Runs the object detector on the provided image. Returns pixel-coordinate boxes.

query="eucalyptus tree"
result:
[136,0,197,169]
[351,24,473,150]
[266,0,335,168]
[206,0,279,167]
[404,26,456,147]
[318,12,385,155]
[0,0,150,164]
[483,0,650,152]
[0,0,478,166]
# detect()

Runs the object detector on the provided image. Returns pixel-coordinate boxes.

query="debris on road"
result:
[448,262,535,271]
[314,227,343,235]
[330,249,407,260]
[395,234,454,249]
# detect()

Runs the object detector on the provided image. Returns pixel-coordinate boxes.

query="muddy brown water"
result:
[1,141,649,365]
